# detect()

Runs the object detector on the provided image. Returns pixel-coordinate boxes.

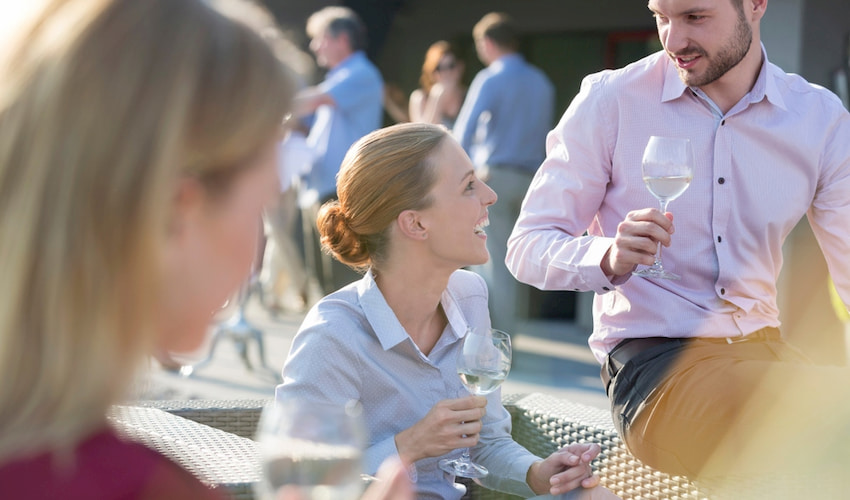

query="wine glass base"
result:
[633,267,680,280]
[438,457,489,479]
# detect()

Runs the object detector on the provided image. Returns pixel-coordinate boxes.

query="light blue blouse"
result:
[276,269,538,499]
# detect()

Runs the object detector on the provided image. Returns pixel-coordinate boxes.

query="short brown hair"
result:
[473,12,518,51]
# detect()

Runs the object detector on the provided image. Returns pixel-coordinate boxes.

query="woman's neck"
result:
[373,262,451,355]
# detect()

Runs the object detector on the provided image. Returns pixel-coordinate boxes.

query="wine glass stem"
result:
[654,200,670,269]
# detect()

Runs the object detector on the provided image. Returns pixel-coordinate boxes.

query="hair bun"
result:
[317,200,370,269]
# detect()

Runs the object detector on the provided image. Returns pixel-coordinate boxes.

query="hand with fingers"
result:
[393,395,487,465]
[602,208,675,278]
[526,442,605,496]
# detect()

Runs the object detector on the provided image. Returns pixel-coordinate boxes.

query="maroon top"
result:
[0,427,229,499]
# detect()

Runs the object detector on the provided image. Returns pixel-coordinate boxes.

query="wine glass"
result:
[255,399,366,500]
[633,136,694,280]
[439,327,512,478]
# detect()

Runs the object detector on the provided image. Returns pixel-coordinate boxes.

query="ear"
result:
[396,209,428,240]
[337,30,353,51]
[161,178,205,306]
[750,0,767,21]
[167,177,204,240]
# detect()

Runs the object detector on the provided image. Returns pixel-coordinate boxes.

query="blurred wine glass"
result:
[255,399,366,500]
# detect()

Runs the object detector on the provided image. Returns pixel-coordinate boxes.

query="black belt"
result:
[600,329,781,392]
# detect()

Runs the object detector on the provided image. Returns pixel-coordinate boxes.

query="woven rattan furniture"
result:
[108,405,261,500]
[127,394,705,499]
[463,393,703,500]
[124,394,834,499]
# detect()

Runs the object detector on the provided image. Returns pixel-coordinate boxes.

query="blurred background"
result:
[139,0,850,407]
[260,0,850,363]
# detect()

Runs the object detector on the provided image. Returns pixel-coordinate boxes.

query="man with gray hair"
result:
[294,6,384,294]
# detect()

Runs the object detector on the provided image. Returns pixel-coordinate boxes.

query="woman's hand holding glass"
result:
[393,394,487,466]
[439,327,512,478]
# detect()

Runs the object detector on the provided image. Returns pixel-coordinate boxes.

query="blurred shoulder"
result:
[448,269,488,297]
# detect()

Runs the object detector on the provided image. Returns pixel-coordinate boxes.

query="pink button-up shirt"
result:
[507,48,850,363]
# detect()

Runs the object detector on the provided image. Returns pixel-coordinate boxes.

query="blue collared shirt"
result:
[276,270,538,500]
[303,51,383,202]
[453,53,555,172]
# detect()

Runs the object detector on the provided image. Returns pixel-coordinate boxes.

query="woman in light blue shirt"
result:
[276,123,617,500]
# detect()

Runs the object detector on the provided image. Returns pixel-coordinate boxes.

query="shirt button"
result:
[721,119,726,126]
[717,235,722,243]
[602,287,611,291]
[718,177,726,185]
[720,288,726,295]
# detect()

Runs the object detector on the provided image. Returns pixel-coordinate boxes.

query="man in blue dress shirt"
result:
[453,12,555,333]
[294,6,384,294]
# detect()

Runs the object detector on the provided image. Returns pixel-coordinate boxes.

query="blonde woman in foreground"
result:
[277,122,620,500]
[0,0,410,498]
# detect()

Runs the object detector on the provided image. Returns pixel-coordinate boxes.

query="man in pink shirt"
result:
[507,0,850,487]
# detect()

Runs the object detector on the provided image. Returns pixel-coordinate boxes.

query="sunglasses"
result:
[435,60,457,73]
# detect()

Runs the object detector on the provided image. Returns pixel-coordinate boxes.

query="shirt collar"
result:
[755,45,787,110]
[661,52,689,103]
[660,44,786,111]
[329,50,366,77]
[356,270,465,351]
[357,271,407,350]
[490,52,523,71]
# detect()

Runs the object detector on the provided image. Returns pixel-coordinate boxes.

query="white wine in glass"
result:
[255,399,366,500]
[633,136,694,280]
[439,327,511,479]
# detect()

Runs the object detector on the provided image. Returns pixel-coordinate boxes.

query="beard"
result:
[674,14,753,87]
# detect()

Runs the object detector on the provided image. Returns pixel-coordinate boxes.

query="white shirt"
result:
[507,48,850,363]
[276,270,538,499]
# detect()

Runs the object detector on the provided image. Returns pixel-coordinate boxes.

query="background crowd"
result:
[2,0,849,498]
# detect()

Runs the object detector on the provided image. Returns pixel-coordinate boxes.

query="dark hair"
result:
[473,12,518,52]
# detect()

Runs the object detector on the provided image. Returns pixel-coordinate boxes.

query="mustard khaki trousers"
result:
[605,330,850,487]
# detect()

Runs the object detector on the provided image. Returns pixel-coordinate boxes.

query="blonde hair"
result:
[0,0,294,458]
[318,123,448,271]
